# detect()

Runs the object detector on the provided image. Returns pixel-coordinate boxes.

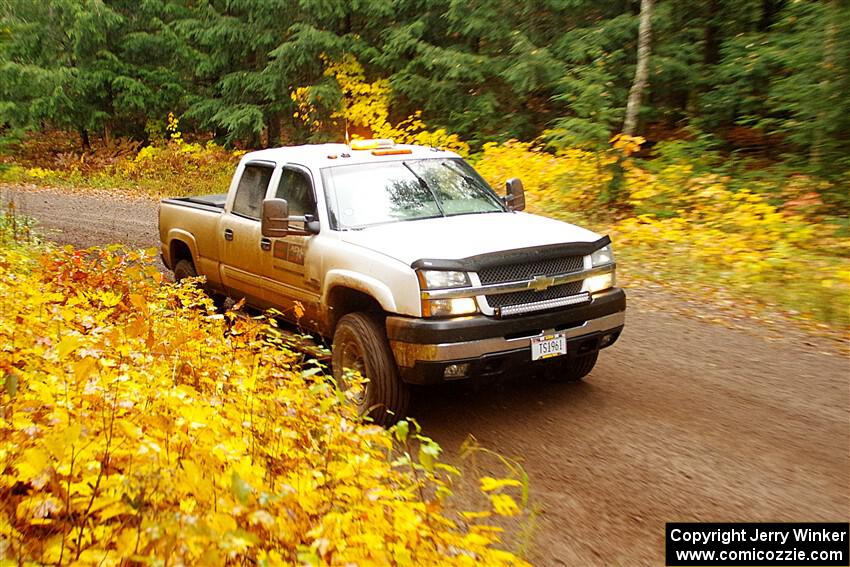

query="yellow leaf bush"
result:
[0,234,529,565]
[109,115,241,193]
[472,140,611,213]
[473,140,850,327]
[1,127,241,197]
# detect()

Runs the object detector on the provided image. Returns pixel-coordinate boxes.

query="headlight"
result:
[590,244,614,267]
[417,270,470,289]
[586,244,616,293]
[423,297,479,317]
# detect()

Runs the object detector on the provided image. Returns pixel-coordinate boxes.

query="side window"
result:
[232,164,274,219]
[275,168,316,217]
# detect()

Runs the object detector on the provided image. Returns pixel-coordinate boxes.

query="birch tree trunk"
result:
[623,0,654,136]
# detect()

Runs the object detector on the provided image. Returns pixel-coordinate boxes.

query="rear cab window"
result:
[231,163,274,219]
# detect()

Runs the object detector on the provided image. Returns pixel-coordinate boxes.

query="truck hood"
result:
[338,212,602,266]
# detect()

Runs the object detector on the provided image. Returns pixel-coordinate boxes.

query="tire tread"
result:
[547,351,599,383]
[333,312,409,425]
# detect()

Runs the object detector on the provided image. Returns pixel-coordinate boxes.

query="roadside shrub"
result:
[115,139,241,194]
[474,139,850,327]
[0,240,530,565]
[472,140,612,215]
[1,127,846,328]
[0,129,240,197]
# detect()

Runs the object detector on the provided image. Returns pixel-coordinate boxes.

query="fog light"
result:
[599,333,615,347]
[583,270,615,294]
[424,297,478,317]
[443,363,470,380]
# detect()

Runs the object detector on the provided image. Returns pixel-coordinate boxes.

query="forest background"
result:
[0,0,848,326]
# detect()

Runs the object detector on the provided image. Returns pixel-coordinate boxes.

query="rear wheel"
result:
[173,259,226,309]
[173,258,198,282]
[332,312,409,425]
[545,351,598,383]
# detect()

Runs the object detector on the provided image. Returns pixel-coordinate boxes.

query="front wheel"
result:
[332,312,409,425]
[545,351,599,383]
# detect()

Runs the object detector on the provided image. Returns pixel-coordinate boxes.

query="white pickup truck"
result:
[159,140,625,423]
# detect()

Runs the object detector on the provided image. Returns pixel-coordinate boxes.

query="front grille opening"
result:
[480,359,505,377]
[576,336,601,355]
[555,320,587,332]
[504,328,544,340]
[478,256,583,285]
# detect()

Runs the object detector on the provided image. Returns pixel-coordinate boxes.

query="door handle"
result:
[224,228,233,241]
[260,237,271,251]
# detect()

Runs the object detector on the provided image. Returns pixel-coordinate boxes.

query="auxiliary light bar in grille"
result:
[497,292,591,317]
[486,281,584,310]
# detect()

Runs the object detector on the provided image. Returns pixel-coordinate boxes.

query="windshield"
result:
[321,158,507,230]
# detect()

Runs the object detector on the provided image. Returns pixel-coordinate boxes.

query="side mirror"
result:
[505,178,526,211]
[303,214,321,235]
[261,198,289,237]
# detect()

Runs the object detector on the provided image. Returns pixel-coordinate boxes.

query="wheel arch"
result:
[326,285,386,334]
[323,270,399,330]
[166,230,199,270]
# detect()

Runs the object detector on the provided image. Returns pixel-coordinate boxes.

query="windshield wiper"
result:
[441,161,478,185]
[403,162,446,217]
[441,161,506,210]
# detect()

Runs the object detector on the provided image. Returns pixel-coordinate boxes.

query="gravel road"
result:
[4,185,849,566]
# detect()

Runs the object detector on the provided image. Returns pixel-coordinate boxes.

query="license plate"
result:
[531,333,567,361]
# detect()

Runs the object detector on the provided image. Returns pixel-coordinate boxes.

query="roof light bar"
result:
[372,148,412,156]
[349,138,395,150]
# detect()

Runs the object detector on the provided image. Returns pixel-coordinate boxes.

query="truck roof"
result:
[241,143,462,168]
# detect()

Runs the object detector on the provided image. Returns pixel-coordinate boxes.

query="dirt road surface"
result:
[4,185,849,566]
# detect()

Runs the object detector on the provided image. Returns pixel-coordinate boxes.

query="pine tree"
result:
[0,0,191,147]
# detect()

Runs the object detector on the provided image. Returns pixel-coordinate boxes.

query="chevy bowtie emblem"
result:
[528,275,555,291]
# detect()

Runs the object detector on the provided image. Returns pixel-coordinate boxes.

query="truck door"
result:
[261,164,323,329]
[219,161,274,305]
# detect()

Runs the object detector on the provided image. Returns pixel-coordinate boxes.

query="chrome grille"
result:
[486,281,584,310]
[478,256,584,285]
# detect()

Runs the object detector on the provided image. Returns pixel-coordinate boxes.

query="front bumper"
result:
[386,288,626,384]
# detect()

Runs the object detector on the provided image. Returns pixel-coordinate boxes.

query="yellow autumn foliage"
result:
[0,118,242,197]
[0,233,529,565]
[473,140,609,212]
[292,55,469,155]
[2,109,846,328]
[473,139,850,326]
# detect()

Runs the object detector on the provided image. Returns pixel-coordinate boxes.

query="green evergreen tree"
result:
[0,0,191,147]
[0,0,846,177]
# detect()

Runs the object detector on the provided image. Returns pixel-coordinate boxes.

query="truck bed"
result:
[159,194,228,277]
[162,193,227,212]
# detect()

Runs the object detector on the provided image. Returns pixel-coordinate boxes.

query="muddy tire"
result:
[173,259,198,282]
[546,351,599,383]
[332,312,409,425]
[173,259,226,309]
